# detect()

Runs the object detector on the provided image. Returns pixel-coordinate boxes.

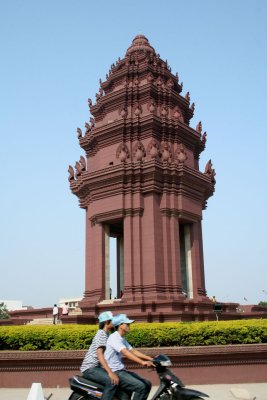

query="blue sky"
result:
[0,1,266,308]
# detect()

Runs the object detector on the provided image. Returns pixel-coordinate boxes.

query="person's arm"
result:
[97,347,119,385]
[121,348,154,367]
[130,348,153,361]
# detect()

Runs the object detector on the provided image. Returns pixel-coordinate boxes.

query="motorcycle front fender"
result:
[150,381,169,400]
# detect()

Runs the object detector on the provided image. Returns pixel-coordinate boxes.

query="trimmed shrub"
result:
[0,319,266,351]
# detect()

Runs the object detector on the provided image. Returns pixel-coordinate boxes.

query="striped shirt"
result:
[80,329,108,373]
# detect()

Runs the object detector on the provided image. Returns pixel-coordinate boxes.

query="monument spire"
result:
[125,34,156,56]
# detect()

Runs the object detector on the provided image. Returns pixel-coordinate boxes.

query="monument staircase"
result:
[27,317,55,325]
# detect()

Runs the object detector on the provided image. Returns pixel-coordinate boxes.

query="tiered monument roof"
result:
[69,35,215,211]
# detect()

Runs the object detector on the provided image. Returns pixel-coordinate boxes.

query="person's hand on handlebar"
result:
[142,360,155,368]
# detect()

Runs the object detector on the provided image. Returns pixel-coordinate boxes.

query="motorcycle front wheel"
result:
[68,392,94,400]
[154,393,174,400]
[155,393,205,400]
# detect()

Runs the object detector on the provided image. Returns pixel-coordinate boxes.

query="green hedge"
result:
[0,319,267,351]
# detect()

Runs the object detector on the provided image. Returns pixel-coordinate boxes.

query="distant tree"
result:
[0,302,9,319]
[258,301,267,307]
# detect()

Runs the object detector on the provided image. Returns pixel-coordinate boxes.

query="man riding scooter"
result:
[70,313,208,400]
[80,311,121,400]
[104,314,154,400]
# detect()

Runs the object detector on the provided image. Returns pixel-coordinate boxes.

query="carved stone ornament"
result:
[119,105,128,119]
[161,142,172,162]
[196,121,202,134]
[147,72,154,82]
[167,78,174,89]
[68,165,75,181]
[134,103,142,116]
[173,106,183,122]
[85,122,91,135]
[79,156,86,171]
[161,105,168,117]
[88,98,92,108]
[116,143,130,162]
[88,137,98,153]
[185,91,190,102]
[175,143,187,164]
[147,139,160,159]
[204,159,216,183]
[90,117,95,127]
[153,56,158,67]
[148,99,156,113]
[75,161,82,178]
[156,76,163,87]
[201,131,207,144]
[133,77,140,86]
[77,127,82,139]
[133,141,146,161]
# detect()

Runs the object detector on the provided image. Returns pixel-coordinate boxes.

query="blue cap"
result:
[98,311,113,323]
[112,314,135,327]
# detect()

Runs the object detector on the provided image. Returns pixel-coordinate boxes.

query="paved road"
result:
[1,383,266,400]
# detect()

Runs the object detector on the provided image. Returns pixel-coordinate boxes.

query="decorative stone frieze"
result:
[116,143,130,162]
[133,141,146,161]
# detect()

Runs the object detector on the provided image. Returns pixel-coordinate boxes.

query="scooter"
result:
[151,354,209,399]
[68,354,209,399]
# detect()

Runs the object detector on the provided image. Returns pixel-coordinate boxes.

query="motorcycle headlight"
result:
[160,360,172,366]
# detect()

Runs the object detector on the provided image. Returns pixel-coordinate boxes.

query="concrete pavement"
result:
[0,383,266,400]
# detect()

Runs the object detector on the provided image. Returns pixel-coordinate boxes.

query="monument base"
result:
[70,297,240,324]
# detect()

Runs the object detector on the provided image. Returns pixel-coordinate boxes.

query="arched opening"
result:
[179,224,193,299]
[104,221,124,300]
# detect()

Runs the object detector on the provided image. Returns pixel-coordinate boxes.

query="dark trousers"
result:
[83,366,130,400]
[116,369,151,400]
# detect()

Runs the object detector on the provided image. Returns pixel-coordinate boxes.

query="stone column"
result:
[170,215,183,296]
[141,194,160,299]
[162,212,171,290]
[117,236,124,298]
[104,225,110,300]
[190,221,207,299]
[82,218,106,305]
[184,225,193,299]
[122,214,134,300]
[123,212,143,301]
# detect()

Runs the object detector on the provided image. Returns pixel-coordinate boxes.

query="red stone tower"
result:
[69,35,216,321]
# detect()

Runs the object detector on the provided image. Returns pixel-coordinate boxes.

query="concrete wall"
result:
[0,344,266,388]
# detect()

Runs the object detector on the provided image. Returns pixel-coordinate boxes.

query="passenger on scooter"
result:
[104,314,154,400]
[80,311,121,400]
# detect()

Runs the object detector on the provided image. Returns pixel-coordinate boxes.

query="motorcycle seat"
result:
[69,375,105,394]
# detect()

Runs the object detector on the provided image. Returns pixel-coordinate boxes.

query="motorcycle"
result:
[150,354,209,399]
[68,354,209,400]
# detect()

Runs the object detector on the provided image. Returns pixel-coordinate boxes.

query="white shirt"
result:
[104,331,132,372]
[62,304,69,315]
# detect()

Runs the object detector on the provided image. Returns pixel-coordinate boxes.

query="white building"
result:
[0,300,29,311]
[58,297,82,310]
